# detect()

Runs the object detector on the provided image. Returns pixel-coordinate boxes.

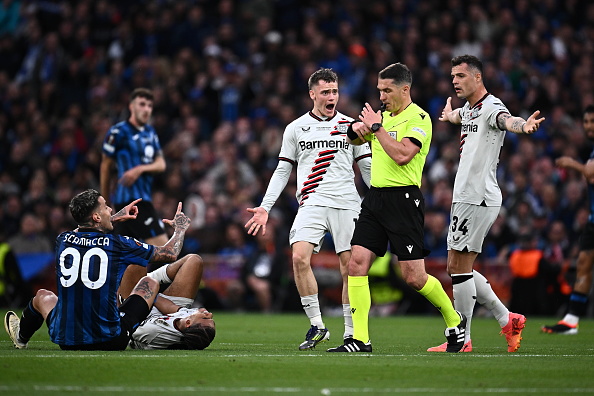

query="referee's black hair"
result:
[451,55,483,75]
[584,105,594,115]
[378,63,412,86]
[308,68,338,90]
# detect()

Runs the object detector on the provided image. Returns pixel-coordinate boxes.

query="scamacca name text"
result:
[63,234,110,246]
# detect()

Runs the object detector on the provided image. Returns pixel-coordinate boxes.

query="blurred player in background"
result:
[101,88,168,271]
[543,105,594,335]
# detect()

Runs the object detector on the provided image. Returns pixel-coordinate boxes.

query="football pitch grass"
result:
[1,310,593,396]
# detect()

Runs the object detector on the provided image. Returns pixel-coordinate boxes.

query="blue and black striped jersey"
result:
[47,230,154,346]
[102,121,162,205]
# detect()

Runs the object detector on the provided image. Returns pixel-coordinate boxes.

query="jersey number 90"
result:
[59,247,109,289]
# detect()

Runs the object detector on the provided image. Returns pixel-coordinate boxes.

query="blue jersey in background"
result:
[102,121,162,205]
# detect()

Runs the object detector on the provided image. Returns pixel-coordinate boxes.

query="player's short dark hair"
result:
[378,63,412,86]
[180,323,216,350]
[130,88,154,102]
[308,68,338,90]
[584,105,594,115]
[451,55,483,74]
[69,189,101,224]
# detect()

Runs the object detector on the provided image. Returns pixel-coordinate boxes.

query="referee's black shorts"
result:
[351,185,430,260]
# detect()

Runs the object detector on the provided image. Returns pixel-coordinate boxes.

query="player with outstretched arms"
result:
[428,54,544,353]
[245,68,371,350]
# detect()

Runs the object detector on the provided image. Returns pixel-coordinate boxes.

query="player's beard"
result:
[135,113,148,127]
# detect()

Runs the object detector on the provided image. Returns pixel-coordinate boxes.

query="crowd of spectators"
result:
[1,0,593,312]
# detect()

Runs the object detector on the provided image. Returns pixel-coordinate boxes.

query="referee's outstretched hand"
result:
[245,207,268,236]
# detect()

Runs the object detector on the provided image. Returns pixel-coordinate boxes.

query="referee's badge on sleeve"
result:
[412,127,426,137]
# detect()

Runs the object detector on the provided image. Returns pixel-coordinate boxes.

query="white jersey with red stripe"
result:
[277,111,371,210]
[130,307,198,350]
[454,93,509,206]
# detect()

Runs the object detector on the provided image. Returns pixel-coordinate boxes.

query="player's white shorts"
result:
[289,205,359,254]
[447,202,500,253]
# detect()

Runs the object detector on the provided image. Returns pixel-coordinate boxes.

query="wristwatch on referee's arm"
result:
[371,123,382,133]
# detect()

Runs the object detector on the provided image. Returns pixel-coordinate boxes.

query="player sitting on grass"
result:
[4,189,190,350]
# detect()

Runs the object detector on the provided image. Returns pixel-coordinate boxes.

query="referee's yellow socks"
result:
[348,275,371,342]
[418,275,460,328]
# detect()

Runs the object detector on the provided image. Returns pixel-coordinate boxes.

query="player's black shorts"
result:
[57,294,151,351]
[579,222,594,250]
[114,200,166,240]
[351,185,429,260]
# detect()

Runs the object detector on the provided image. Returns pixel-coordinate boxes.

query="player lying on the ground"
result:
[128,254,216,350]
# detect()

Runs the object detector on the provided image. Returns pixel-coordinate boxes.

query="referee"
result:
[328,63,465,353]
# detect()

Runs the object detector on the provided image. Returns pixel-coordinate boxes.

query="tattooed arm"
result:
[111,198,142,223]
[496,110,545,134]
[151,202,191,263]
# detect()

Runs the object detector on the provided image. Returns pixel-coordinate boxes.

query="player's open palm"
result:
[523,110,545,134]
[439,97,456,123]
[245,207,268,236]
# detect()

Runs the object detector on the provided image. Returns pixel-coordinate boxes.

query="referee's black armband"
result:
[347,120,361,140]
[408,137,422,149]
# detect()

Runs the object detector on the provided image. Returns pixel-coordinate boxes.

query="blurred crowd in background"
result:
[0,0,593,314]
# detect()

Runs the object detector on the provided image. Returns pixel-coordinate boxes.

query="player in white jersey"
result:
[130,254,215,350]
[245,68,371,350]
[130,306,213,350]
[428,55,544,353]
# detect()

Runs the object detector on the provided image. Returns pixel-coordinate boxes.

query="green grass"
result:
[1,310,594,395]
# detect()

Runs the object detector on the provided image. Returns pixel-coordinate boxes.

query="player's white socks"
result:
[452,273,475,343]
[561,313,579,326]
[301,294,324,329]
[148,264,171,285]
[473,270,509,328]
[343,304,354,339]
